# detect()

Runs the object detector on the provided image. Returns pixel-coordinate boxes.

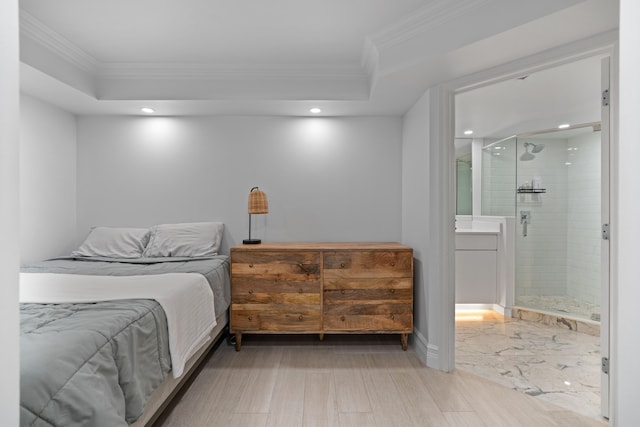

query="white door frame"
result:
[435,31,617,416]
[600,56,612,419]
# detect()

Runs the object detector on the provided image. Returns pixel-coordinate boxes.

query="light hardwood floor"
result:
[154,334,606,427]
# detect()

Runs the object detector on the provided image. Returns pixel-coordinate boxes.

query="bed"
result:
[19,223,230,427]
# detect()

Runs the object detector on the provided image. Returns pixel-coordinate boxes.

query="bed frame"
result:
[131,311,229,427]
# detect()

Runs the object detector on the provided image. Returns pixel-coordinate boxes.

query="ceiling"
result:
[455,55,603,139]
[19,0,618,118]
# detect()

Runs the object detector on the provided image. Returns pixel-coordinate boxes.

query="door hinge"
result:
[602,223,610,240]
[602,357,609,375]
[602,89,610,107]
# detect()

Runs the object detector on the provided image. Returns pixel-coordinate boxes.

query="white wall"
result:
[616,0,640,424]
[20,94,77,264]
[76,116,403,253]
[0,0,20,424]
[402,87,455,371]
[402,90,430,361]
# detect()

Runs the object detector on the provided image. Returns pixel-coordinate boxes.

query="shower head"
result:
[519,150,535,161]
[531,143,545,153]
[520,142,544,161]
[524,142,545,153]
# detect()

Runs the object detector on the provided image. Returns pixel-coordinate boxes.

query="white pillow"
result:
[72,227,150,258]
[143,222,224,257]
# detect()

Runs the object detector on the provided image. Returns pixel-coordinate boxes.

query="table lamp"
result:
[243,186,268,244]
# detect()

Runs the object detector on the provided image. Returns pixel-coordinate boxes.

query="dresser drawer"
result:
[231,309,321,331]
[232,277,320,304]
[232,251,320,281]
[323,251,412,278]
[323,287,412,305]
[324,277,412,291]
[323,313,412,331]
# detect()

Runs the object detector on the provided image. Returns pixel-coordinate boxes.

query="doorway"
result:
[452,54,611,420]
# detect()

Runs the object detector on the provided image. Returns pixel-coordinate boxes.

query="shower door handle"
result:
[520,211,531,237]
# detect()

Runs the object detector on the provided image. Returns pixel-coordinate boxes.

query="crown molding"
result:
[361,38,379,91]
[98,62,367,81]
[369,0,491,50]
[19,9,100,74]
[19,8,368,90]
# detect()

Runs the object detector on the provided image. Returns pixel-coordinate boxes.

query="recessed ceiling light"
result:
[464,130,473,135]
[309,107,322,114]
[141,107,155,114]
[558,123,570,129]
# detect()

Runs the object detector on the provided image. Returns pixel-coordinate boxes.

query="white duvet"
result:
[19,272,216,378]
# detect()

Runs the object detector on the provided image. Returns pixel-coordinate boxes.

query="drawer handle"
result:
[340,289,345,295]
[298,315,303,321]
[298,288,303,293]
[340,316,345,321]
[391,314,395,320]
[340,263,345,268]
[248,315,253,321]
[390,289,395,294]
[249,289,254,295]
[391,262,396,267]
[249,263,254,268]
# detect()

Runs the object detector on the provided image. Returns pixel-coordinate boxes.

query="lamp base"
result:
[242,239,262,244]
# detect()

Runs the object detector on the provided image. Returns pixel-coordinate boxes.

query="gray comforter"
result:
[20,256,230,427]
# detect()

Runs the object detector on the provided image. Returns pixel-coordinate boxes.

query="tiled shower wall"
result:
[515,138,569,299]
[480,132,601,312]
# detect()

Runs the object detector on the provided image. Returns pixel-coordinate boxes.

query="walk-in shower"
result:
[481,124,602,322]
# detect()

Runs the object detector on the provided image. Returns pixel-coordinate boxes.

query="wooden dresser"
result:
[230,242,413,350]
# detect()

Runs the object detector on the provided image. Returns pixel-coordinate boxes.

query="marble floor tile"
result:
[455,311,604,422]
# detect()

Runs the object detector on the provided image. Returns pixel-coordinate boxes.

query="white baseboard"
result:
[413,328,429,366]
[426,343,440,370]
[413,328,441,370]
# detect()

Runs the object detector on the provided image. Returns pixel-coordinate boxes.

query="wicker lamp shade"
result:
[248,187,269,214]
[244,187,268,244]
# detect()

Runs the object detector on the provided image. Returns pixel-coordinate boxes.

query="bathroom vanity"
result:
[455,228,499,305]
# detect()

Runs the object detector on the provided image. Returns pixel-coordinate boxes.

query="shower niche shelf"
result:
[517,188,546,194]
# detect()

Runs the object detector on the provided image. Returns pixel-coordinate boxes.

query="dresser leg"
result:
[234,333,242,351]
[400,333,408,351]
[319,333,324,341]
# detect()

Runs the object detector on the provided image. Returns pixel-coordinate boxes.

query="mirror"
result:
[455,138,472,215]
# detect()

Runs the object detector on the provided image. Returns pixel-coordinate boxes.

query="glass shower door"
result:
[514,127,601,322]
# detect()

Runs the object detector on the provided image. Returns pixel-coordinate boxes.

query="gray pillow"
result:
[143,222,224,258]
[72,227,150,258]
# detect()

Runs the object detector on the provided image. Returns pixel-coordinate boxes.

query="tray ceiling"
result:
[18,0,617,125]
